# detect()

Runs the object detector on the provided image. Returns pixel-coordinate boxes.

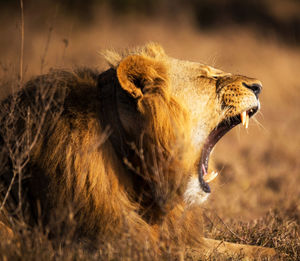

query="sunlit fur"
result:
[0,43,262,252]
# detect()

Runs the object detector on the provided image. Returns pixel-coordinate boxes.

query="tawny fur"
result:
[0,43,273,258]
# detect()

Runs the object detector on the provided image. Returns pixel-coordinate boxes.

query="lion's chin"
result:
[184,177,210,206]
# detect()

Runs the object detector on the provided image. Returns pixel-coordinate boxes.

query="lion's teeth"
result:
[245,113,249,129]
[240,111,250,128]
[241,111,247,126]
[203,171,218,183]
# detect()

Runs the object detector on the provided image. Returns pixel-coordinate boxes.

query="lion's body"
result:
[0,43,275,258]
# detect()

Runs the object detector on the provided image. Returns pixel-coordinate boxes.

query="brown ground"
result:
[0,4,299,260]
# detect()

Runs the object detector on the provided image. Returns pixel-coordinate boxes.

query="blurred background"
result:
[0,0,299,254]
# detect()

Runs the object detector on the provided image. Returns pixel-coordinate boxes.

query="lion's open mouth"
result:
[198,106,258,193]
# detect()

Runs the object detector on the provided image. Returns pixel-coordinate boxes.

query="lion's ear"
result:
[116,55,167,99]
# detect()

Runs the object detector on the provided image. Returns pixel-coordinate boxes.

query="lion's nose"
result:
[242,82,262,98]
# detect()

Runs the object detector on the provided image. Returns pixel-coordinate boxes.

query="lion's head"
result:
[103,43,261,208]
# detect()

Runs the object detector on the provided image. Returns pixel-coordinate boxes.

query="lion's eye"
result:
[212,76,218,80]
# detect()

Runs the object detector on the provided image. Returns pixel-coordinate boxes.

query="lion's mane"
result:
[0,44,203,251]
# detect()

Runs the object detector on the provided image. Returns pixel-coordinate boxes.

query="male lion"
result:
[0,43,275,259]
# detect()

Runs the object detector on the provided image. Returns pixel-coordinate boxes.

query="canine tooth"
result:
[241,111,247,126]
[245,114,249,129]
[203,171,218,183]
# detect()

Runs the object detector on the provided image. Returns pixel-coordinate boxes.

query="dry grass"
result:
[0,3,299,260]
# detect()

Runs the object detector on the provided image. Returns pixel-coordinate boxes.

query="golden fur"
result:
[0,43,275,258]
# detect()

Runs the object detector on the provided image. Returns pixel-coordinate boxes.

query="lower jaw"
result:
[197,123,237,193]
[197,107,258,193]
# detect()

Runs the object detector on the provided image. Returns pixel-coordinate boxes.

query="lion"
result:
[0,43,275,259]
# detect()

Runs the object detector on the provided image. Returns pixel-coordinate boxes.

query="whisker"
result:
[252,116,268,133]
